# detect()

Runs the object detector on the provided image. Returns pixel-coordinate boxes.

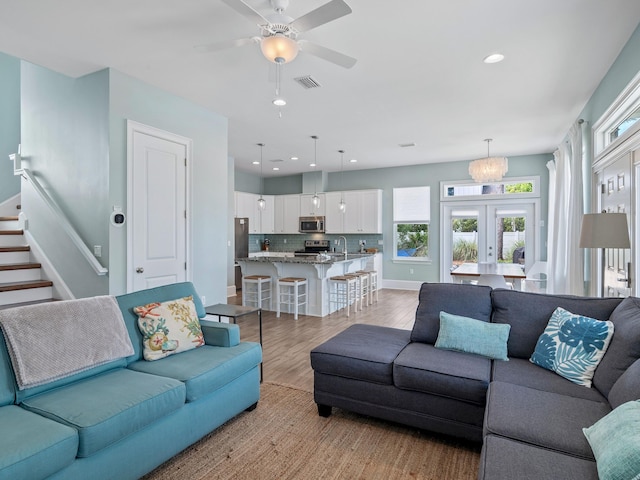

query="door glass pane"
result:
[451,211,479,267]
[495,211,526,264]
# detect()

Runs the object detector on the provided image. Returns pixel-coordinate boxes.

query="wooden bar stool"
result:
[276,277,307,320]
[329,275,358,316]
[357,270,378,304]
[350,271,370,308]
[242,275,272,310]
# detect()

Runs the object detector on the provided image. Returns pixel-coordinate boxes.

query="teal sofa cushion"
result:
[435,311,510,361]
[116,282,205,362]
[0,335,16,406]
[0,405,78,480]
[583,400,640,480]
[21,368,185,458]
[127,342,262,402]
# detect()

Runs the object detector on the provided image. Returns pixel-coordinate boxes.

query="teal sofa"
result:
[0,282,262,480]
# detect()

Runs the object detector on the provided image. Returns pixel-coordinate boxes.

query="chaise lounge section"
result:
[311,283,640,479]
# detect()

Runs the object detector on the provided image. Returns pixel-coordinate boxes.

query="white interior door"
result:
[127,122,190,292]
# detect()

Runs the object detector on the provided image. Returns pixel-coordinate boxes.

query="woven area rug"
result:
[144,382,481,480]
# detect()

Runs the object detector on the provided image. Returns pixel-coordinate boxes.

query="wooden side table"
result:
[204,303,263,381]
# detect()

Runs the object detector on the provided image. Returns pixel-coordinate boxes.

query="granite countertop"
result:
[237,253,373,264]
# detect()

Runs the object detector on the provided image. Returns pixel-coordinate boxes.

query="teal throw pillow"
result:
[583,400,640,480]
[530,307,614,387]
[435,311,510,361]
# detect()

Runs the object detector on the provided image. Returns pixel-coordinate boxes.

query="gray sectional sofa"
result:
[0,282,262,480]
[310,282,640,479]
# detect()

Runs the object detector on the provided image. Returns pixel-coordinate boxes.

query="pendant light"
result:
[311,136,320,208]
[338,150,346,213]
[257,143,266,210]
[469,138,508,183]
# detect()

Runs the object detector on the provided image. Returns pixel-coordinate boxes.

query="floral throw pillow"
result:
[530,307,614,387]
[134,296,205,361]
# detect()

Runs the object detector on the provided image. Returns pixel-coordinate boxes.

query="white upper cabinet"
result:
[274,194,301,234]
[300,193,326,216]
[343,190,382,234]
[324,192,344,233]
[235,191,274,234]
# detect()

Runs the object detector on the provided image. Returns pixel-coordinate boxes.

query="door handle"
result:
[136,267,144,274]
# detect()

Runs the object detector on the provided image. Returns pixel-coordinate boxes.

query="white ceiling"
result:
[1,1,640,177]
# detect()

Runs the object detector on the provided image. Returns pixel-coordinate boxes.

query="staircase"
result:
[0,216,54,309]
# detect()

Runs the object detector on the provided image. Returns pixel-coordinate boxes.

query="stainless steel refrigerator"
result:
[234,218,249,291]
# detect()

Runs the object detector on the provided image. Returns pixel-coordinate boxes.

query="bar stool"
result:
[276,277,307,320]
[242,275,272,310]
[357,270,378,304]
[329,275,358,316]
[348,271,370,309]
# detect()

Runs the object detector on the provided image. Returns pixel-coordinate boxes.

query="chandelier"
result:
[468,139,508,183]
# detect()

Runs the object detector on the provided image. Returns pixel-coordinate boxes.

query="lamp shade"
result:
[579,213,630,248]
[260,35,299,63]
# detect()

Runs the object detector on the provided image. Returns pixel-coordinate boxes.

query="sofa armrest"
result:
[200,320,240,347]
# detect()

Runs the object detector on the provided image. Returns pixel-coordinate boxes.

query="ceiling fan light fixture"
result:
[272,97,287,106]
[260,34,299,63]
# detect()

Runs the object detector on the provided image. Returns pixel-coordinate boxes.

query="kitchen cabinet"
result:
[324,192,344,233]
[235,191,274,234]
[274,194,300,234]
[300,193,326,216]
[324,190,382,234]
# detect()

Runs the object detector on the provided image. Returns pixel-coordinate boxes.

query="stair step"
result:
[0,262,41,271]
[0,298,58,310]
[0,246,30,253]
[0,281,53,306]
[0,230,23,235]
[0,280,53,293]
[0,263,42,283]
[0,250,30,265]
[0,218,20,231]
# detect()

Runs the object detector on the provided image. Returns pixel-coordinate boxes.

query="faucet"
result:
[338,236,348,257]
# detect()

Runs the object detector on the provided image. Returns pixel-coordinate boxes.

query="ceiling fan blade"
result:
[290,0,352,33]
[299,41,357,69]
[221,0,269,26]
[195,37,258,53]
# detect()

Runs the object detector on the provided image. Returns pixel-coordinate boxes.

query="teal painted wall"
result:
[20,63,110,297]
[233,153,551,283]
[108,69,229,303]
[0,52,21,203]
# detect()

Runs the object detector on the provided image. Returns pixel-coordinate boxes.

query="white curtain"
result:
[546,122,585,295]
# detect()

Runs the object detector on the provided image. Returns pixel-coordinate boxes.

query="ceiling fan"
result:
[196,0,357,69]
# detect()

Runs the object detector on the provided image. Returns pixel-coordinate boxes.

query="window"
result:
[442,178,538,200]
[393,187,430,261]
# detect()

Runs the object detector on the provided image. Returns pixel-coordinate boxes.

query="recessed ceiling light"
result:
[350,159,357,163]
[252,161,260,165]
[483,53,505,64]
[290,156,299,161]
[272,167,280,171]
[309,163,316,167]
[273,97,286,106]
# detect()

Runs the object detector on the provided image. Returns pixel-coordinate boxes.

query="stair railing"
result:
[10,152,108,276]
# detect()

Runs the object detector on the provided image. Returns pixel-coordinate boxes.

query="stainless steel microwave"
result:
[299,216,325,233]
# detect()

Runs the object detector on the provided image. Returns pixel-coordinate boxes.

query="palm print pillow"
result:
[530,307,614,387]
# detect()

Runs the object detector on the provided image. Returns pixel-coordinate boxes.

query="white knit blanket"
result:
[0,296,134,390]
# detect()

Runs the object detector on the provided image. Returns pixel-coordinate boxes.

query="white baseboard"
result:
[24,230,75,300]
[0,194,20,216]
[227,285,237,297]
[381,279,424,291]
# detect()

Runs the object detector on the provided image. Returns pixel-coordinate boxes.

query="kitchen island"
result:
[237,253,374,317]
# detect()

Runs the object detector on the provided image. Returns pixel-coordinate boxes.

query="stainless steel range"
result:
[294,239,331,257]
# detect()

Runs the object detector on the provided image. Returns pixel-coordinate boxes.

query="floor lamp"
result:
[579,213,631,297]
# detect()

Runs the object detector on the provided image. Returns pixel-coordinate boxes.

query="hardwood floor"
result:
[225,288,419,392]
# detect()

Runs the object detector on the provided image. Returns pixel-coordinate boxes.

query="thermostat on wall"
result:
[111,206,125,227]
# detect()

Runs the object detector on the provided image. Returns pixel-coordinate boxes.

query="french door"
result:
[441,200,538,282]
